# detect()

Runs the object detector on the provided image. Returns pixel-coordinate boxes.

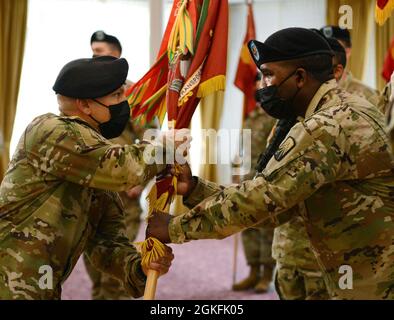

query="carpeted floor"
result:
[62,224,279,300]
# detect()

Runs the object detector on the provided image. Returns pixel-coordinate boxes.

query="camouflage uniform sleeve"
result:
[85,191,146,298]
[24,116,165,192]
[168,119,345,243]
[183,177,223,208]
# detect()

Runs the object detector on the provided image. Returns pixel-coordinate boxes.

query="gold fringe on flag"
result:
[375,0,394,26]
[197,75,226,98]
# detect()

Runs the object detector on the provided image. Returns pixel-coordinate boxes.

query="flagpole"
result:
[231,158,241,286]
[232,234,239,286]
[144,270,160,300]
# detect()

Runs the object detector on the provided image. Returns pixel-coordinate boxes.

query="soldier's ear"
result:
[76,99,92,115]
[334,64,345,82]
[295,68,307,88]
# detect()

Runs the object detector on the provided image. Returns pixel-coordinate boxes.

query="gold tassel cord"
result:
[137,164,181,299]
[135,237,168,269]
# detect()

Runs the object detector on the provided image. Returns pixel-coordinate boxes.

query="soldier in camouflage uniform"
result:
[388,97,394,153]
[83,34,149,300]
[232,73,276,293]
[338,71,379,106]
[0,56,174,299]
[271,36,350,300]
[148,28,394,300]
[82,123,147,300]
[378,78,392,115]
[271,34,383,301]
[320,25,379,106]
[378,72,394,154]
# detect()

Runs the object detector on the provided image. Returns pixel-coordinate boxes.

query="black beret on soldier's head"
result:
[53,56,128,99]
[320,25,351,48]
[91,30,122,54]
[248,27,333,68]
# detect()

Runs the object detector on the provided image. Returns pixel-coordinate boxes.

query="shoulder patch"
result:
[274,136,296,161]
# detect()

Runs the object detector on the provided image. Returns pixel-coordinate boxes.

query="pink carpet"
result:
[62,224,279,300]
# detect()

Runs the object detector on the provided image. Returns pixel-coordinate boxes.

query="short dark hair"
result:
[91,30,122,54]
[326,38,347,68]
[333,50,347,69]
[282,54,334,83]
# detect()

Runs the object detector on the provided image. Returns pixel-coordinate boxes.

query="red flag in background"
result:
[234,2,257,117]
[382,36,394,82]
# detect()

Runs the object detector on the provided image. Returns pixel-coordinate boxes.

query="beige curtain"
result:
[375,16,394,91]
[199,91,224,183]
[0,0,28,180]
[327,0,373,80]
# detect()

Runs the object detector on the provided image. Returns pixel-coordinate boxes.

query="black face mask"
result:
[89,99,130,139]
[255,69,300,120]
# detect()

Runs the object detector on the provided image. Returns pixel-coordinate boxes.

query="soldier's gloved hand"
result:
[146,211,173,243]
[169,162,197,197]
[142,245,174,276]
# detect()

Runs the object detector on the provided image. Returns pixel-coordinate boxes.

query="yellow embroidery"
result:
[274,136,296,161]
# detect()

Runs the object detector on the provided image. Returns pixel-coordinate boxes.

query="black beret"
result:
[53,56,128,99]
[248,27,333,68]
[320,25,351,47]
[91,30,122,53]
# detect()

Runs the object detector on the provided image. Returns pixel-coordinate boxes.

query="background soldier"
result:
[378,71,394,153]
[320,25,379,106]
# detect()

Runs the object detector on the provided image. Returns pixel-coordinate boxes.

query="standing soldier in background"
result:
[378,71,394,153]
[83,30,152,300]
[320,25,380,107]
[232,72,276,293]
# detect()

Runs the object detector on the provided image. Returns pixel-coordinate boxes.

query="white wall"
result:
[11,0,150,155]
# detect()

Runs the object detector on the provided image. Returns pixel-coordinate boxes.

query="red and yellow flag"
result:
[382,36,394,82]
[234,2,257,117]
[126,0,228,130]
[131,1,229,300]
[375,0,394,25]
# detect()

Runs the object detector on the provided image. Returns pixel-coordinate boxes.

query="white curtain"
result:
[10,0,150,156]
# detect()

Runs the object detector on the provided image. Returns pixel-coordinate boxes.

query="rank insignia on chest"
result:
[274,136,296,161]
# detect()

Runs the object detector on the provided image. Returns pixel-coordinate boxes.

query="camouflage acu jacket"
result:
[0,113,163,299]
[339,71,379,106]
[169,80,394,299]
